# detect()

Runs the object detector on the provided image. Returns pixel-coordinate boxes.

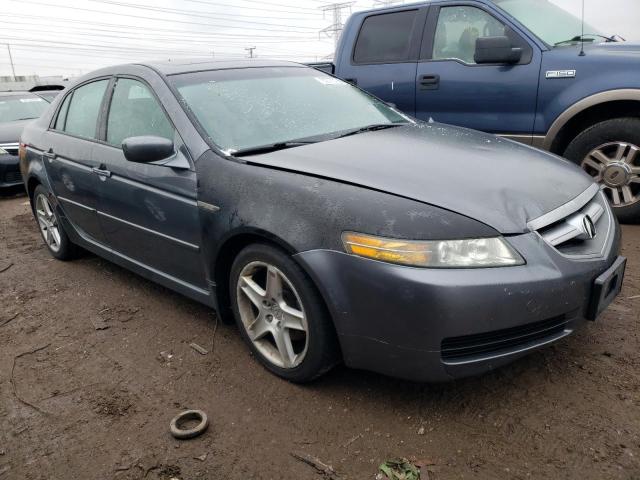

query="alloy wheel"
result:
[581,141,640,208]
[35,193,62,253]
[236,261,309,369]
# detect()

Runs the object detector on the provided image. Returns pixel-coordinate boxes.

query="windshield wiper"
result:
[333,123,406,139]
[231,141,315,157]
[232,124,408,156]
[554,34,617,46]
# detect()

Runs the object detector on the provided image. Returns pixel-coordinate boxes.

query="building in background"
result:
[0,75,72,92]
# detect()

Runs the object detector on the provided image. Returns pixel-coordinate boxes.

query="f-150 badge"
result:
[546,70,576,79]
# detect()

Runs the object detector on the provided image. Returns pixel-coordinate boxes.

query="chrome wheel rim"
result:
[581,141,640,208]
[35,193,62,253]
[236,261,308,369]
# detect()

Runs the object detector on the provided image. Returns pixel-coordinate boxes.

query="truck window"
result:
[353,10,419,64]
[432,6,506,64]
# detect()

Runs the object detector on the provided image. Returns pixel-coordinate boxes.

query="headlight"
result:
[342,232,524,268]
[0,147,7,155]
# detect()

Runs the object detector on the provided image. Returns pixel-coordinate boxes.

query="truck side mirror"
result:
[474,36,522,64]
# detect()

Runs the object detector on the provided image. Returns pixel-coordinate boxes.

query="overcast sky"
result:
[1,0,638,79]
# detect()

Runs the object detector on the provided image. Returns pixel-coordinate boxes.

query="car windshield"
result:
[0,94,49,123]
[493,0,604,46]
[170,66,410,154]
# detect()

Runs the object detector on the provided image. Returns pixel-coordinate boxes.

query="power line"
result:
[372,0,405,6]
[0,13,329,42]
[3,24,320,54]
[12,0,323,34]
[85,0,320,30]
[8,42,320,61]
[181,0,321,14]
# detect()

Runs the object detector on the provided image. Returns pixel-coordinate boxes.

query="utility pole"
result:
[245,46,256,59]
[319,2,355,49]
[6,44,16,81]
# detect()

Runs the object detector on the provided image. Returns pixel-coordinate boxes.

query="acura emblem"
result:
[582,215,596,239]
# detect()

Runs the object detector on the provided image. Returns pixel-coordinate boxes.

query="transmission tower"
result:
[319,2,355,49]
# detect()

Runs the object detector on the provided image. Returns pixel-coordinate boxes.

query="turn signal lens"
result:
[18,143,26,161]
[342,232,524,268]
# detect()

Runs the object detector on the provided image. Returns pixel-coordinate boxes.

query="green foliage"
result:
[378,458,420,480]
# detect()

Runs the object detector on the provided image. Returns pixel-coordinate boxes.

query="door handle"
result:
[419,74,440,90]
[92,166,112,179]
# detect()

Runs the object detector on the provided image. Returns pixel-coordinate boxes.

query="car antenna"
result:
[579,0,586,56]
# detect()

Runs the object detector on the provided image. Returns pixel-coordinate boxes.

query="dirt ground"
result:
[0,189,639,480]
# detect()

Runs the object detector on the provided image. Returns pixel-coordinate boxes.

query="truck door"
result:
[336,7,428,117]
[415,4,541,137]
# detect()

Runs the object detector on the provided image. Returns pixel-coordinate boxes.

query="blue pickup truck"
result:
[313,0,640,221]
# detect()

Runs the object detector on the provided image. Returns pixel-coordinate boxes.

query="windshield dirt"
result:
[171,66,409,154]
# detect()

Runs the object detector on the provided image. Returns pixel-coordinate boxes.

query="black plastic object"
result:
[474,36,522,64]
[122,135,174,164]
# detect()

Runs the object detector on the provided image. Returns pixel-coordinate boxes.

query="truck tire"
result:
[564,117,640,223]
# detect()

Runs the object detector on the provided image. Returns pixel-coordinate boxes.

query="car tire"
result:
[564,117,640,223]
[32,185,78,260]
[230,243,340,382]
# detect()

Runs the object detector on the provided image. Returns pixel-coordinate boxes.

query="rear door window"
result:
[63,80,109,139]
[353,10,420,64]
[106,78,174,147]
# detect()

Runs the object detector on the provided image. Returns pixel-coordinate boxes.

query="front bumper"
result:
[295,230,621,382]
[0,153,23,188]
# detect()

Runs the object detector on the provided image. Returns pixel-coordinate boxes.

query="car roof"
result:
[71,58,307,84]
[141,58,303,76]
[0,90,40,97]
[354,0,494,15]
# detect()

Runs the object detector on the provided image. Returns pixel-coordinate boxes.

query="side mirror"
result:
[474,36,522,64]
[122,136,174,164]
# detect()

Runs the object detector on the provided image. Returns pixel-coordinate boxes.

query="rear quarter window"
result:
[353,10,419,64]
[54,92,72,131]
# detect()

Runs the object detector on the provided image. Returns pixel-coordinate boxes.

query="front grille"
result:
[3,170,22,184]
[531,186,612,258]
[0,143,19,157]
[441,315,570,363]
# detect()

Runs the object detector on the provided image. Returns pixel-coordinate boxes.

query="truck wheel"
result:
[564,118,640,223]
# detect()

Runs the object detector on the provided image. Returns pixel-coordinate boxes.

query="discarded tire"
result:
[169,410,209,439]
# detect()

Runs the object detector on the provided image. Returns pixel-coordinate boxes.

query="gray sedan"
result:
[20,60,625,382]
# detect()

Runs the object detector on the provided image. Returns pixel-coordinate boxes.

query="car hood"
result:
[584,42,640,56]
[248,123,594,234]
[0,119,32,144]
